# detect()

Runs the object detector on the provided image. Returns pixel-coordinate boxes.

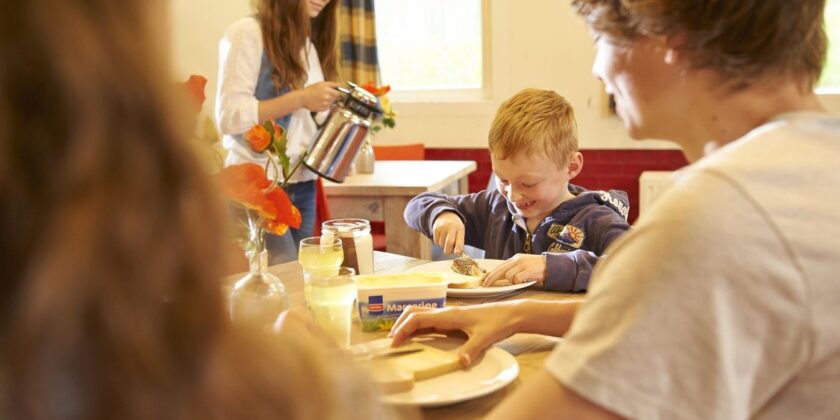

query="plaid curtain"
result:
[338,0,379,84]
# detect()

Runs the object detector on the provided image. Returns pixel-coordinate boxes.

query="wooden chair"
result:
[370,143,426,251]
[373,143,426,161]
[314,177,331,236]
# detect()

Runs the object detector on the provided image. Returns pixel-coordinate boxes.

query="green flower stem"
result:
[280,151,308,190]
[245,209,265,256]
[264,154,282,193]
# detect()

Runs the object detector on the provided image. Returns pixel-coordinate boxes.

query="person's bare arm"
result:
[389,299,583,366]
[257,81,340,122]
[487,370,624,420]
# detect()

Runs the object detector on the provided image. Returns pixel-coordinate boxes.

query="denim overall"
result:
[254,53,317,264]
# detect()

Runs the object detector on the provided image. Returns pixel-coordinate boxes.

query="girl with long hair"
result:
[216,0,341,263]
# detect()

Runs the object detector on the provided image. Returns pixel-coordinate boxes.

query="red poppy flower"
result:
[360,81,391,97]
[217,163,276,220]
[269,120,283,136]
[264,187,302,235]
[245,124,272,153]
[217,162,302,235]
[181,75,207,113]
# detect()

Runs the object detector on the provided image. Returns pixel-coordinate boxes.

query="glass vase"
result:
[354,137,375,174]
[229,219,288,328]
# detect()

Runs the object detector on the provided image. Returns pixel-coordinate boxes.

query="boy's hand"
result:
[482,254,546,287]
[432,212,465,254]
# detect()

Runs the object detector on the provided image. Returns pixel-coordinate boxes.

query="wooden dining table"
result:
[253,251,583,419]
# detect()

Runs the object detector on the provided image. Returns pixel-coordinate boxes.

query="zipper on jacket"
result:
[524,233,532,254]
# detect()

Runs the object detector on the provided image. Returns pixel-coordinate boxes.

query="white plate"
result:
[405,259,537,298]
[352,336,519,407]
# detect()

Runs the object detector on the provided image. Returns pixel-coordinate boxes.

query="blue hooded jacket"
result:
[403,184,630,292]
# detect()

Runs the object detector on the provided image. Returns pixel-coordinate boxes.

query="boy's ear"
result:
[566,152,584,179]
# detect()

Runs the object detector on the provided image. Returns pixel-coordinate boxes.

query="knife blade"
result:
[352,347,424,361]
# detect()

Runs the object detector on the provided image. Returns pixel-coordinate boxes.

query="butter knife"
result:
[352,347,424,361]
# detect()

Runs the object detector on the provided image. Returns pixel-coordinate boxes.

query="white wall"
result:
[169,0,838,151]
[169,0,252,116]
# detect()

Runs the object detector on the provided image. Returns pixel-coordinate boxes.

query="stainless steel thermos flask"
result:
[304,82,382,182]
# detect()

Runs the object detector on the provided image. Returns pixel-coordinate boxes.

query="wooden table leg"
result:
[383,196,433,260]
[458,175,469,194]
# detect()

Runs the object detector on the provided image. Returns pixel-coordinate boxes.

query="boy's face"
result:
[491,152,581,223]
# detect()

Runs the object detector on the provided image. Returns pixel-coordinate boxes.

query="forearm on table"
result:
[487,370,621,420]
[258,90,303,122]
[508,299,582,337]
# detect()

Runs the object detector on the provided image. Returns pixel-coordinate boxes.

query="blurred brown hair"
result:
[0,0,386,418]
[571,0,828,90]
[255,0,340,89]
[488,89,579,167]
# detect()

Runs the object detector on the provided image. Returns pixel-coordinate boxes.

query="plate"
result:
[351,336,519,407]
[405,259,537,298]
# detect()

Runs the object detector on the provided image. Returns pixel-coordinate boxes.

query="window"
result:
[374,0,484,99]
[819,0,840,92]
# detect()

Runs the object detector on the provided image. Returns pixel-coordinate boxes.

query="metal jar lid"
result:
[321,218,371,235]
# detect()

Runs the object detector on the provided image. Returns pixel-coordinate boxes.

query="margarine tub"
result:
[356,273,447,332]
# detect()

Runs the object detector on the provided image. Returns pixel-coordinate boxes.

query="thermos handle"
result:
[311,86,349,129]
[310,111,325,129]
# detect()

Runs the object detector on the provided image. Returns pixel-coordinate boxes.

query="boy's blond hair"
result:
[488,89,578,167]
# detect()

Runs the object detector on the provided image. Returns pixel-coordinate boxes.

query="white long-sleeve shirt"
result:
[215,16,322,183]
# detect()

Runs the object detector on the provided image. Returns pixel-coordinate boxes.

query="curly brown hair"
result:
[572,0,828,90]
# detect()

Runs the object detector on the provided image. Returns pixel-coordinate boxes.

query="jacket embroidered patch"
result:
[547,223,585,248]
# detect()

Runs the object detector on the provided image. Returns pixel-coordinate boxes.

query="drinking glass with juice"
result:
[308,267,356,347]
[298,236,344,309]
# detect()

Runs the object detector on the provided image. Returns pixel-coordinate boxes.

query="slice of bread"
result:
[451,255,485,276]
[385,342,462,381]
[361,359,415,394]
[360,342,462,392]
[439,271,484,289]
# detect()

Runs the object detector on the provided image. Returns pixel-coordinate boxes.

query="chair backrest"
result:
[373,143,425,160]
[313,178,331,236]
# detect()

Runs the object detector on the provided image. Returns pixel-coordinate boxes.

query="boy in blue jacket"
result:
[404,89,629,292]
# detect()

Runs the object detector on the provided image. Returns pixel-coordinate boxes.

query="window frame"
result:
[818,91,840,110]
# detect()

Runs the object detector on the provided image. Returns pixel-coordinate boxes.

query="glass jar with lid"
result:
[320,218,374,275]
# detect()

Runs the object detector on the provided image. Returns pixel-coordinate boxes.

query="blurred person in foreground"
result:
[0,1,396,419]
[390,0,840,418]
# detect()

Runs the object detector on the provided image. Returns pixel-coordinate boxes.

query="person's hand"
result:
[482,253,546,287]
[273,309,337,349]
[300,81,341,112]
[388,303,517,367]
[432,212,465,254]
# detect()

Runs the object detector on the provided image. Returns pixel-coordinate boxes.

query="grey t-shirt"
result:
[546,113,840,419]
